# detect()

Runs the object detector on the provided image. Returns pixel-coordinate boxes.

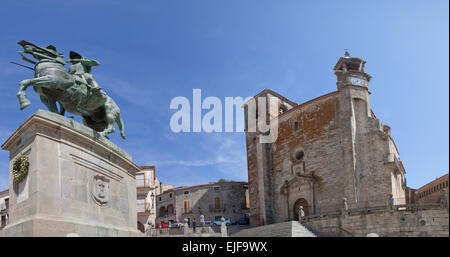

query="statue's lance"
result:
[10,61,34,71]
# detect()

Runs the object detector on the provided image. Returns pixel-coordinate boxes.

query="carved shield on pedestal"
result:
[91,174,110,206]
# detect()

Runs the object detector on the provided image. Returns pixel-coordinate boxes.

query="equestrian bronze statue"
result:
[14,40,126,139]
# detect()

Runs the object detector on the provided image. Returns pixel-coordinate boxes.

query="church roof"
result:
[242,89,298,107]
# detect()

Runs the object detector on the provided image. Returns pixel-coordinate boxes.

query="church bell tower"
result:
[334,51,372,90]
[334,51,374,207]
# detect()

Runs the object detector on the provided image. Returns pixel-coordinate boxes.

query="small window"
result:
[159,197,161,201]
[294,121,299,132]
[213,186,220,191]
[169,193,172,198]
[184,191,189,195]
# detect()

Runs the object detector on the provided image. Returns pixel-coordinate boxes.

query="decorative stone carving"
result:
[342,197,348,211]
[200,214,205,226]
[220,217,228,237]
[91,174,110,206]
[388,194,394,210]
[298,205,305,222]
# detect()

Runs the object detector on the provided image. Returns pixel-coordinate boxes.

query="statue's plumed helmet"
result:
[45,45,57,52]
[69,51,82,60]
[69,51,100,67]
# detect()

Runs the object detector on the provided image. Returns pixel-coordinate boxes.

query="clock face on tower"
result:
[348,76,366,86]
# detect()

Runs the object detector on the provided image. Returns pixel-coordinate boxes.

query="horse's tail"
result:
[117,113,126,139]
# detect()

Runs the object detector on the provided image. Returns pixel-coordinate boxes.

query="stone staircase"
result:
[230,221,317,237]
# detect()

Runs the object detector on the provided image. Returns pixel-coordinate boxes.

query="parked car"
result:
[232,217,249,225]
[212,218,231,226]
[155,221,169,228]
[170,220,184,228]
[204,221,212,227]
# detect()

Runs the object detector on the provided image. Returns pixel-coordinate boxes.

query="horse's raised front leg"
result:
[17,75,55,110]
[17,79,32,110]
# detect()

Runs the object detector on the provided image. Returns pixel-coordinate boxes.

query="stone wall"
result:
[303,205,449,237]
[415,173,449,204]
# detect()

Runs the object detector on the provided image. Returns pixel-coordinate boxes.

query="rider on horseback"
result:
[15,41,126,140]
[68,51,102,116]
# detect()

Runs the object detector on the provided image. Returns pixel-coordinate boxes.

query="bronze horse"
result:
[15,40,125,139]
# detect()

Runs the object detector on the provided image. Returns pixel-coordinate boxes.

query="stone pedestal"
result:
[0,109,142,236]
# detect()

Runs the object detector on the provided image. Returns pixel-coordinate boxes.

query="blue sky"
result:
[0,0,448,190]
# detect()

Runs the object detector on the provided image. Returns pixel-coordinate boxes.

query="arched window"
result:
[292,148,305,162]
[167,204,174,214]
[159,206,166,217]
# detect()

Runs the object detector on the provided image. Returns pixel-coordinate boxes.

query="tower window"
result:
[294,150,304,161]
[294,121,299,132]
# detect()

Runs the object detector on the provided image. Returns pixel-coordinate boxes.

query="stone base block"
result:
[1,109,143,237]
[0,216,142,237]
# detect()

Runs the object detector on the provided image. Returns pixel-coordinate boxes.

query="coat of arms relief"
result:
[91,174,110,206]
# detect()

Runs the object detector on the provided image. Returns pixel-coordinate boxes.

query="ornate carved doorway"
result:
[293,198,309,220]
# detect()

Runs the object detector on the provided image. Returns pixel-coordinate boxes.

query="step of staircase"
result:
[230,221,317,237]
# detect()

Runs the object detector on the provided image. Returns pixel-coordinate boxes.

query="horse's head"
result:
[18,40,65,64]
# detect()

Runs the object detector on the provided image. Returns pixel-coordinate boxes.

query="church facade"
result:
[244,52,407,226]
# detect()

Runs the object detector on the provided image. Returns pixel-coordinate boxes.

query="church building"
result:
[244,52,407,226]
